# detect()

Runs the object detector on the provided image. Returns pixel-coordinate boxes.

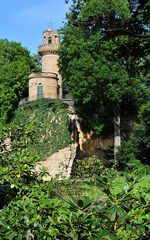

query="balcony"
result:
[38,44,59,56]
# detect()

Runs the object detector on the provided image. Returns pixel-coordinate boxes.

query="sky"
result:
[0,0,70,53]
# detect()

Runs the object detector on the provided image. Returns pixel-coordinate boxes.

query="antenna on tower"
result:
[47,16,53,31]
[51,15,53,30]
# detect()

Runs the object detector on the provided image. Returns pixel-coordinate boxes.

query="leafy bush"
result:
[117,102,150,166]
[0,164,149,239]
[72,156,116,179]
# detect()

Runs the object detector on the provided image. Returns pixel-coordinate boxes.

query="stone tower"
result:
[29,28,62,100]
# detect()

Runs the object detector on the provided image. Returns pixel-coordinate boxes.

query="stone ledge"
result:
[29,72,58,79]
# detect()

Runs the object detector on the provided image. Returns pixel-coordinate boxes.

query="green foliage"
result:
[95,171,150,239]
[0,39,40,123]
[0,191,68,240]
[0,158,149,239]
[0,99,70,208]
[59,0,149,129]
[0,99,70,166]
[30,53,42,73]
[117,102,150,165]
[72,156,114,179]
[0,148,38,209]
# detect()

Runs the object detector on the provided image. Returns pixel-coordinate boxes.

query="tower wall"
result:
[42,54,59,73]
[29,73,58,100]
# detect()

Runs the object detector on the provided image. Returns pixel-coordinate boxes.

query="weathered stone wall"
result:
[76,132,113,162]
[42,29,59,45]
[67,103,113,162]
[35,143,78,180]
[28,29,62,101]
[41,54,62,98]
[37,28,62,98]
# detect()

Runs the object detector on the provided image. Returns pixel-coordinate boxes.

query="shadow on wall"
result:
[63,101,114,164]
[67,110,114,163]
[76,133,114,164]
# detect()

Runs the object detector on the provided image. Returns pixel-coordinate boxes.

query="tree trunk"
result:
[114,111,121,165]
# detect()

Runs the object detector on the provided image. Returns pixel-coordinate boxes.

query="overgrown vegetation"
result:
[0,99,70,207]
[0,99,70,164]
[0,105,149,240]
[0,155,149,239]
[117,102,150,165]
[0,99,149,239]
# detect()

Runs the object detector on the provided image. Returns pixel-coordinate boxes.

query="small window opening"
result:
[37,83,43,98]
[48,37,52,44]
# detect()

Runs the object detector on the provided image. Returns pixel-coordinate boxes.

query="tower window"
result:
[37,83,43,98]
[48,37,52,44]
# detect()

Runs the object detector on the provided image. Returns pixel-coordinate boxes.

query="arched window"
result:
[48,37,52,44]
[37,83,43,98]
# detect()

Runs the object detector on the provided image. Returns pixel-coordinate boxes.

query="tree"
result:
[0,40,40,123]
[59,0,150,161]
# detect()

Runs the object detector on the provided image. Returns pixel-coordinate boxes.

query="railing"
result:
[62,94,72,100]
[19,97,29,106]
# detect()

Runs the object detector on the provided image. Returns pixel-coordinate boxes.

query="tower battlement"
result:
[38,28,60,56]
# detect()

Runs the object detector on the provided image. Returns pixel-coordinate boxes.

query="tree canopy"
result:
[59,0,149,126]
[0,40,40,123]
[59,0,150,162]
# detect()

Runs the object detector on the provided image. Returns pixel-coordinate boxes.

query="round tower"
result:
[28,28,62,100]
[38,28,60,74]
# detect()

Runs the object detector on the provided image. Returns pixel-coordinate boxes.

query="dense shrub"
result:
[72,156,115,179]
[0,163,149,239]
